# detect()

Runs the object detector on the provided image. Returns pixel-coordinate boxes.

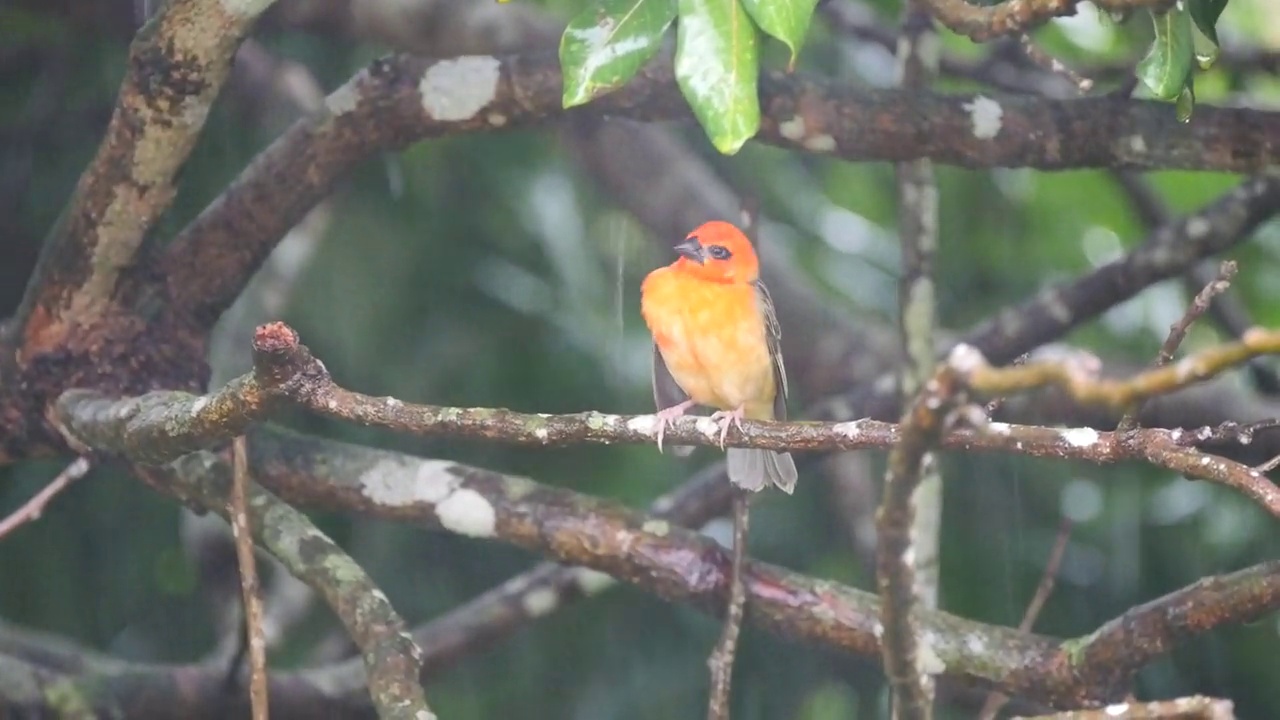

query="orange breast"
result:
[640,267,776,419]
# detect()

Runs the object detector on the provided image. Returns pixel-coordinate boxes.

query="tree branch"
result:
[8,415,1279,716]
[885,3,943,716]
[147,48,1280,337]
[918,0,1175,42]
[49,322,1280,516]
[879,349,967,720]
[0,456,91,539]
[1116,260,1237,431]
[136,459,434,720]
[1014,695,1234,719]
[35,320,1280,710]
[0,620,359,719]
[156,428,1280,710]
[230,435,269,720]
[14,0,278,358]
[962,171,1280,366]
[1111,170,1280,394]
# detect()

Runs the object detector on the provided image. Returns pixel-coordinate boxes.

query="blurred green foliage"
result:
[2,1,1280,718]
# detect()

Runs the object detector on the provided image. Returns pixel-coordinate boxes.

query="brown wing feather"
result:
[651,343,696,457]
[753,279,788,421]
[651,343,691,410]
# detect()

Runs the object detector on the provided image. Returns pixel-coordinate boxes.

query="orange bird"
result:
[639,220,798,494]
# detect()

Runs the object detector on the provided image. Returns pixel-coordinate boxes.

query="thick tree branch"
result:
[918,0,1175,42]
[153,429,1280,709]
[8,408,1279,716]
[14,0,278,358]
[36,321,1280,710]
[2,533,1271,719]
[146,48,1280,336]
[49,322,1280,515]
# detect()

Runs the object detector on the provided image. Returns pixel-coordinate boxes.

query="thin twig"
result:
[141,455,435,720]
[978,518,1073,720]
[1182,418,1280,447]
[13,0,281,358]
[51,321,1280,517]
[962,172,1280,367]
[230,436,269,720]
[1016,34,1094,93]
[1157,262,1239,368]
[0,457,91,540]
[1112,171,1280,395]
[1012,694,1235,718]
[1254,454,1280,474]
[985,353,1030,415]
[707,491,750,720]
[1117,260,1238,432]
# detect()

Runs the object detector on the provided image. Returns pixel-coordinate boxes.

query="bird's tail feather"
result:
[727,448,797,494]
[669,444,696,457]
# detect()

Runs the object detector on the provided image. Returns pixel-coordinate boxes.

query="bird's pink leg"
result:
[708,404,747,450]
[654,399,697,453]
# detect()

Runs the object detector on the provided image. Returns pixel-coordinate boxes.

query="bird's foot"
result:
[654,399,697,454]
[708,405,747,450]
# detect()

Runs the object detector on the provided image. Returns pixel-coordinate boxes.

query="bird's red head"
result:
[670,221,760,284]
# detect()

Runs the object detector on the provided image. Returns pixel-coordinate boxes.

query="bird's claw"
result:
[654,400,696,454]
[708,406,747,450]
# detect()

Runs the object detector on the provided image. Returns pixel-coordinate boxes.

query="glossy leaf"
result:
[560,0,677,108]
[1137,7,1194,102]
[675,0,761,155]
[1192,26,1220,70]
[1175,82,1196,123]
[740,0,819,69]
[1188,0,1229,47]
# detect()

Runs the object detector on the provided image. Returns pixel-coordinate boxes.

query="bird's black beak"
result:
[673,238,705,264]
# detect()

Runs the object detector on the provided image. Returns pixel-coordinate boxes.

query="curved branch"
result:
[149,48,1280,334]
[18,396,1280,715]
[919,0,1175,41]
[1068,560,1280,696]
[15,0,278,358]
[1016,696,1235,719]
[962,172,1280,366]
[163,426,1280,709]
[134,460,434,720]
[0,621,360,720]
[50,322,1280,515]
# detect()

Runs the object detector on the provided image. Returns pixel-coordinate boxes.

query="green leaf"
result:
[560,0,678,108]
[1175,81,1196,122]
[1191,23,1220,70]
[1188,0,1229,47]
[1137,7,1194,101]
[675,0,761,155]
[740,0,819,70]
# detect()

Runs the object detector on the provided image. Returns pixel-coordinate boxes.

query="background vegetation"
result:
[2,0,1279,717]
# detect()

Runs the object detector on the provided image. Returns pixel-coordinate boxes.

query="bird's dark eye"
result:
[707,244,732,260]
